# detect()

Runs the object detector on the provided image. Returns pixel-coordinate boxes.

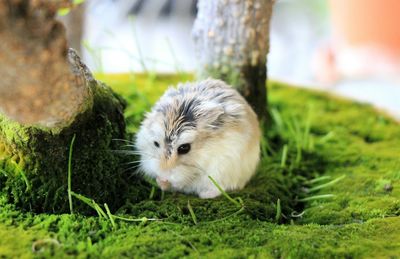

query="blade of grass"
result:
[104,203,116,229]
[318,131,335,144]
[309,175,345,192]
[285,117,302,166]
[207,206,245,223]
[299,194,335,202]
[161,190,165,201]
[187,200,198,225]
[285,117,297,140]
[260,135,268,158]
[295,141,302,165]
[208,176,241,208]
[306,175,332,185]
[259,120,275,157]
[270,108,284,132]
[275,198,281,222]
[290,210,305,218]
[70,191,107,218]
[303,105,313,151]
[8,159,30,192]
[71,191,160,224]
[92,202,108,219]
[16,167,30,192]
[70,191,96,212]
[293,118,302,165]
[149,186,156,199]
[280,144,288,168]
[68,134,76,214]
[113,215,160,222]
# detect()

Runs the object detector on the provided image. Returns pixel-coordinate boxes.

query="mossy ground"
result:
[0,74,399,258]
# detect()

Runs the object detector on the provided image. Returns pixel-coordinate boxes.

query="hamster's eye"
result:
[177,143,191,155]
[154,141,160,148]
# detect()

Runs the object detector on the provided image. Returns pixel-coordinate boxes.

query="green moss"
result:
[0,224,50,258]
[268,82,400,225]
[0,75,399,257]
[0,79,149,213]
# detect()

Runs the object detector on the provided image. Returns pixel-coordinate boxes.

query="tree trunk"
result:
[0,0,146,213]
[192,0,274,120]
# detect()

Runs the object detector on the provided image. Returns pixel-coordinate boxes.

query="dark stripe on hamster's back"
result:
[177,98,199,126]
[163,98,199,144]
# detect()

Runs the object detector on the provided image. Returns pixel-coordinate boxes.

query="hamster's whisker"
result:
[112,138,136,144]
[121,163,145,173]
[111,148,141,152]
[112,150,155,157]
[135,152,158,158]
[128,168,145,179]
[122,158,154,165]
[123,161,142,165]
[111,149,139,154]
[122,166,139,174]
[121,144,137,148]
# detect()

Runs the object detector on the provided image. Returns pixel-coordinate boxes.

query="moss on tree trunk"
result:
[0,0,146,213]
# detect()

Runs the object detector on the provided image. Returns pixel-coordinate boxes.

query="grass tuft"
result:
[71,191,159,226]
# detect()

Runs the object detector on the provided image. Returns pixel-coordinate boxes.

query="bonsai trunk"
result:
[192,0,274,119]
[0,0,146,213]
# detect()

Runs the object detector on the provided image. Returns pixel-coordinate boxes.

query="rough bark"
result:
[0,0,146,213]
[192,0,274,119]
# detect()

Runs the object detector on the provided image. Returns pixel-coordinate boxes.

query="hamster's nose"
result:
[159,153,178,171]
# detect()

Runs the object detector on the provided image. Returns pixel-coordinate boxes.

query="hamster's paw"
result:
[156,177,171,191]
[199,188,221,199]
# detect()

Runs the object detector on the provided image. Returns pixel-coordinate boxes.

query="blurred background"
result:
[59,0,400,119]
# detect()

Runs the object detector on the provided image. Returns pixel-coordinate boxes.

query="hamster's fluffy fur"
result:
[135,79,261,198]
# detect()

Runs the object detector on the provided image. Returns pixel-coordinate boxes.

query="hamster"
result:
[135,79,261,198]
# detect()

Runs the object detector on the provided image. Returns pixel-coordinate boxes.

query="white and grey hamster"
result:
[135,79,261,198]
